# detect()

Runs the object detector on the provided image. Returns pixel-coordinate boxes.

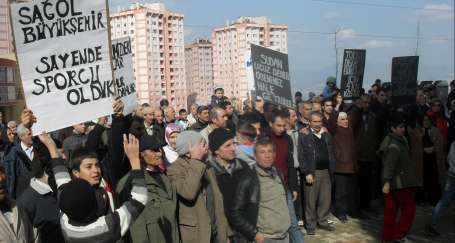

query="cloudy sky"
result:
[109,0,454,95]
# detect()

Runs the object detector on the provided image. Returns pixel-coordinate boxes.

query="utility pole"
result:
[334,28,340,82]
[415,19,421,56]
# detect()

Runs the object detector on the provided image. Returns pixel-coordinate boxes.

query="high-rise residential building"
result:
[110,3,186,109]
[185,39,213,105]
[212,16,288,102]
[0,0,14,54]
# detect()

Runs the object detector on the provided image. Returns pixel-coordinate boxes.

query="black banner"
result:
[340,49,366,100]
[250,44,293,108]
[391,56,419,107]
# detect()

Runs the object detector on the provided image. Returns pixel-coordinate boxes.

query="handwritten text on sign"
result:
[11,0,113,133]
[112,37,137,115]
[340,49,366,100]
[251,44,293,108]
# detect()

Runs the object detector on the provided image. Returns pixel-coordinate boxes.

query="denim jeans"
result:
[431,176,455,227]
[287,191,304,243]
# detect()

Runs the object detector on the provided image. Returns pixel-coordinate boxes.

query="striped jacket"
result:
[51,159,148,243]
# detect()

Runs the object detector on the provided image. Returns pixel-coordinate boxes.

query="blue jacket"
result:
[3,143,35,199]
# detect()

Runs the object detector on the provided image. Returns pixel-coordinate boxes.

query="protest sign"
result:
[391,56,419,107]
[10,0,114,133]
[250,44,293,108]
[340,49,366,100]
[112,37,137,115]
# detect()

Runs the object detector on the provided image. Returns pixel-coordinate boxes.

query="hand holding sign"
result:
[21,109,37,129]
[10,0,114,134]
[113,97,125,117]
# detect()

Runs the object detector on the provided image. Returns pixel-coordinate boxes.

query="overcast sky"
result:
[109,0,454,95]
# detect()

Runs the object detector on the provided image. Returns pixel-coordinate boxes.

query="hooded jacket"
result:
[378,133,418,190]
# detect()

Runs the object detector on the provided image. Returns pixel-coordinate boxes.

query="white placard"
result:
[112,37,137,115]
[10,0,114,133]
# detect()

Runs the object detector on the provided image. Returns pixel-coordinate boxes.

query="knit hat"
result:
[326,76,336,84]
[175,130,203,156]
[140,135,165,152]
[59,179,98,224]
[208,128,235,153]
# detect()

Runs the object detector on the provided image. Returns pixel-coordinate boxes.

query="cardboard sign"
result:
[112,37,137,115]
[391,56,419,107]
[250,44,293,108]
[340,49,366,100]
[10,0,114,133]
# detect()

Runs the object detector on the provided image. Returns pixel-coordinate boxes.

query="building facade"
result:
[185,39,213,106]
[110,3,186,109]
[212,16,288,102]
[0,0,14,54]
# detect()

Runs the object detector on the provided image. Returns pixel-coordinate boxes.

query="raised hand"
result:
[113,97,125,117]
[38,132,59,158]
[189,138,208,161]
[21,109,37,128]
[123,134,140,170]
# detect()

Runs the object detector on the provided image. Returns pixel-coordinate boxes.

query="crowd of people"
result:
[0,79,455,243]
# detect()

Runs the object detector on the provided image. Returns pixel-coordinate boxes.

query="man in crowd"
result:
[426,140,455,237]
[299,112,336,235]
[4,123,43,199]
[241,112,263,137]
[164,106,177,124]
[17,151,64,243]
[190,105,210,132]
[53,133,149,242]
[295,92,303,106]
[322,76,338,99]
[200,106,228,143]
[269,109,303,242]
[355,95,378,216]
[235,120,258,166]
[211,87,229,107]
[63,122,88,160]
[152,107,166,143]
[0,163,35,242]
[287,108,304,226]
[0,112,4,129]
[378,113,418,243]
[7,121,17,139]
[225,101,239,132]
[297,101,312,131]
[187,104,198,127]
[176,108,189,130]
[142,105,154,136]
[322,99,335,133]
[207,128,253,241]
[168,130,230,243]
[229,136,291,243]
[160,99,170,110]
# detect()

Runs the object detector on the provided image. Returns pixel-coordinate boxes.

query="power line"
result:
[184,24,453,41]
[311,0,454,11]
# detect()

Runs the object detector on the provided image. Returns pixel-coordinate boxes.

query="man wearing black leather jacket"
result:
[228,136,291,243]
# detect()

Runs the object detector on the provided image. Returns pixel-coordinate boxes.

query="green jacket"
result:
[378,133,419,190]
[116,170,179,243]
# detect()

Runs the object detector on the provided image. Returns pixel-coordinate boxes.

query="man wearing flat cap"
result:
[116,134,180,243]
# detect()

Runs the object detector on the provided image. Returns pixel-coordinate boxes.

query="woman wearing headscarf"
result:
[332,112,359,222]
[163,123,182,164]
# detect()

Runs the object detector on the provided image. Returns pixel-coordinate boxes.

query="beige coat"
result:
[0,199,35,243]
[167,157,230,243]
